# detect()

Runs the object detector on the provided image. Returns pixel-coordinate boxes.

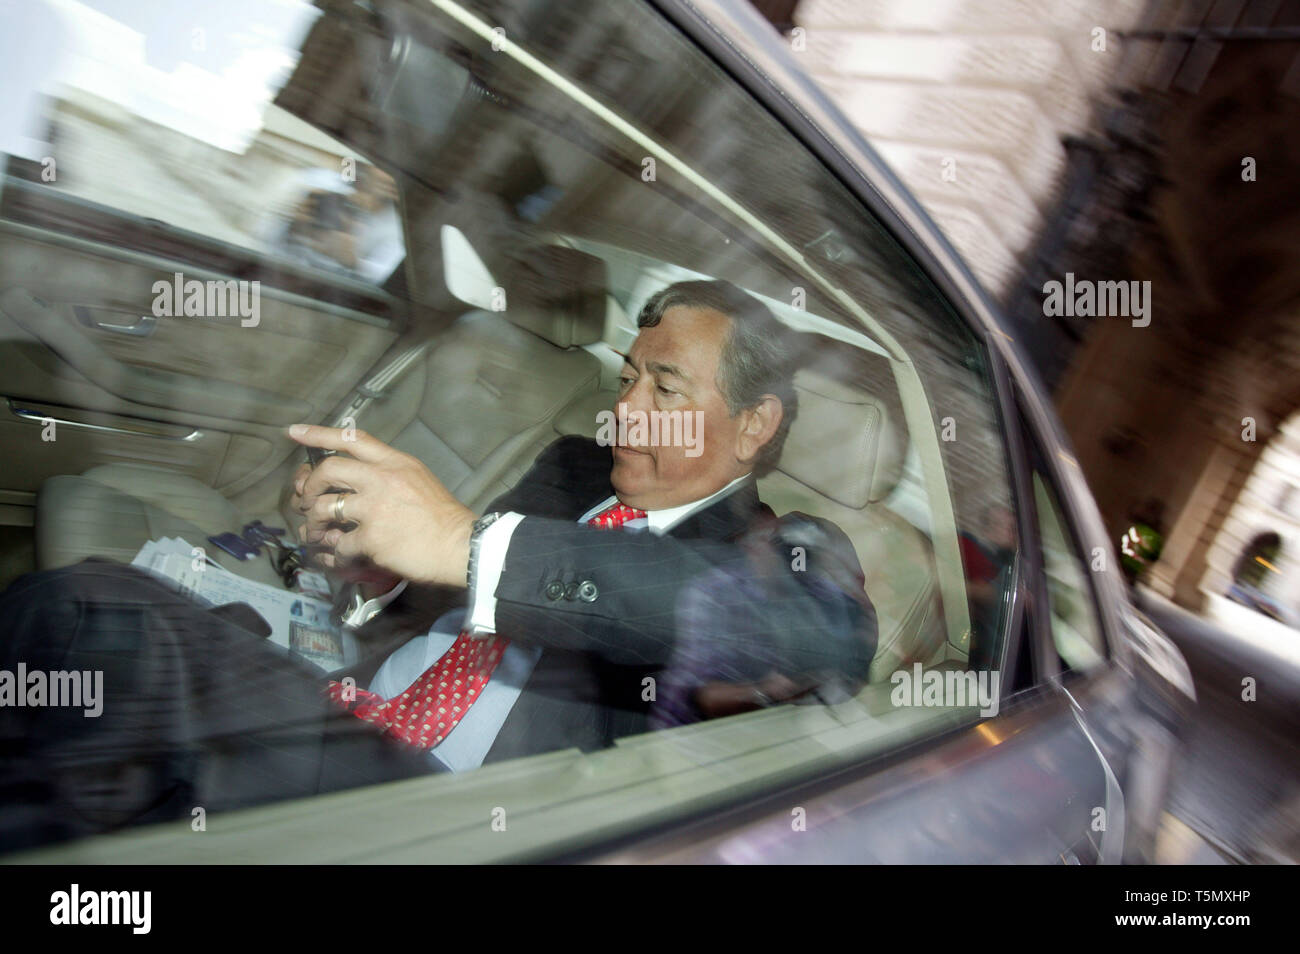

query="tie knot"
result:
[587,502,647,530]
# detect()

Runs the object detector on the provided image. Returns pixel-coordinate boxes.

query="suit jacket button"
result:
[544,581,564,601]
[578,580,598,602]
[563,582,579,601]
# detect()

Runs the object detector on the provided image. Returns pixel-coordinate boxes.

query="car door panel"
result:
[0,395,231,490]
[591,685,1118,864]
[1,289,315,426]
[1065,649,1194,862]
[0,222,399,498]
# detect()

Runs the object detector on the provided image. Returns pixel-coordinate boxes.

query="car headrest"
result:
[777,369,905,509]
[553,386,613,438]
[498,244,606,348]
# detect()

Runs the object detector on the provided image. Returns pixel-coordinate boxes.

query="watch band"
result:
[465,511,506,638]
[466,511,503,598]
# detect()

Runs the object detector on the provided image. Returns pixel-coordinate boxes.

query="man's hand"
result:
[287,424,474,587]
[287,461,313,517]
[692,671,817,719]
[287,458,401,592]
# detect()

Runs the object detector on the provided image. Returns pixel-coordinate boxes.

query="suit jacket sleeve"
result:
[490,511,878,688]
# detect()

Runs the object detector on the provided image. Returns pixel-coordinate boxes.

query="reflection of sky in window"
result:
[5,0,320,154]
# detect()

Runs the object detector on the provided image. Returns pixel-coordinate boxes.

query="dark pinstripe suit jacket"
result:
[477,436,876,763]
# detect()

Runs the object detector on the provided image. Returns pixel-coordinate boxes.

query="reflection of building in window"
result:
[2,0,403,285]
[260,163,403,283]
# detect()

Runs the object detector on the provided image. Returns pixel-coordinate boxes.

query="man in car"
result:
[288,278,875,764]
[0,280,876,843]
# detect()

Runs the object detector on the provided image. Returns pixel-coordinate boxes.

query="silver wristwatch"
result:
[467,511,503,591]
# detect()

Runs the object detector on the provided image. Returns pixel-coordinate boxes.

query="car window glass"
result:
[1,0,1025,862]
[1032,471,1107,672]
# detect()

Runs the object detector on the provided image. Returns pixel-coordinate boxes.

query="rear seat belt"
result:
[330,342,429,428]
[310,341,430,625]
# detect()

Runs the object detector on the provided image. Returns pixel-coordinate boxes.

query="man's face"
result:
[611,305,762,510]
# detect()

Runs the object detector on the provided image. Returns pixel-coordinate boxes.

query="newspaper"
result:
[131,537,358,673]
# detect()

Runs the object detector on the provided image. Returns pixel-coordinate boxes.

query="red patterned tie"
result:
[585,502,647,530]
[325,500,646,749]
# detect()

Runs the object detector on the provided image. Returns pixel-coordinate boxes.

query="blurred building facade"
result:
[1204,414,1300,619]
[773,0,1300,614]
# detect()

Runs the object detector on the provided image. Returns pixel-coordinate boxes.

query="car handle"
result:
[73,306,158,337]
[6,400,203,442]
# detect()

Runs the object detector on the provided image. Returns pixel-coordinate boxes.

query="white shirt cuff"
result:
[465,511,526,636]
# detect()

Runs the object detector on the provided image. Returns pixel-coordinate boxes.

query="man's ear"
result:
[735,395,783,465]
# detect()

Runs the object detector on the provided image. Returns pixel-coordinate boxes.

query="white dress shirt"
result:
[367,473,752,772]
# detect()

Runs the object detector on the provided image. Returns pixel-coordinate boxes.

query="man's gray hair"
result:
[636,279,798,473]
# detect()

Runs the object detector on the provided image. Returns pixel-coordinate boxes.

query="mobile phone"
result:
[305,446,337,467]
[208,532,260,561]
[304,445,351,497]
